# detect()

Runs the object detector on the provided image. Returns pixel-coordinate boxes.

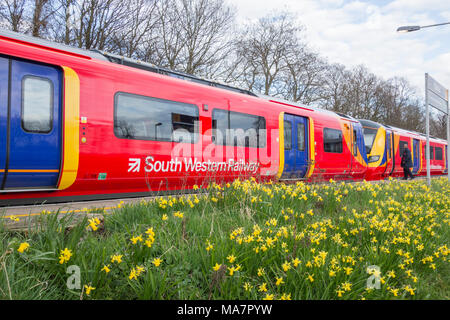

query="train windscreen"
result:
[363,127,378,154]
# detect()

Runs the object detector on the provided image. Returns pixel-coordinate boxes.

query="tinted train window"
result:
[284,121,292,150]
[114,92,199,143]
[429,146,434,160]
[435,147,443,160]
[323,128,343,153]
[212,109,266,148]
[362,127,377,154]
[22,76,53,133]
[297,123,305,151]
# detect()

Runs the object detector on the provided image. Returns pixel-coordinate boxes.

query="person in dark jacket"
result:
[401,147,414,180]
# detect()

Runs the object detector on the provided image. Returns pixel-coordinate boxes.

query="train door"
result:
[385,130,394,176]
[283,114,309,179]
[1,58,62,190]
[342,121,353,175]
[282,115,294,178]
[389,132,396,175]
[0,57,8,185]
[412,139,420,174]
[446,145,448,174]
[350,123,366,178]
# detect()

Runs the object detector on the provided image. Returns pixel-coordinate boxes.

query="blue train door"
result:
[283,114,309,178]
[0,57,8,185]
[1,58,62,190]
[412,139,420,174]
[385,130,394,176]
[445,145,448,174]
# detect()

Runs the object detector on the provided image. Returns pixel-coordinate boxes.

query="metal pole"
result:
[425,73,431,186]
[421,22,450,29]
[447,97,450,182]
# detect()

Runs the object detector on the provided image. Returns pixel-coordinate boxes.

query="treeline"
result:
[0,0,447,138]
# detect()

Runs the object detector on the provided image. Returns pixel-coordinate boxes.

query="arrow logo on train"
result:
[128,158,141,173]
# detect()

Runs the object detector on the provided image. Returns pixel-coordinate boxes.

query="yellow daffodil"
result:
[152,258,163,267]
[275,277,284,286]
[17,242,30,253]
[263,293,274,300]
[257,268,265,277]
[59,248,72,264]
[259,283,267,292]
[84,285,95,296]
[111,254,123,264]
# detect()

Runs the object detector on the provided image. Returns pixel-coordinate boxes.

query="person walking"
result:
[401,147,414,180]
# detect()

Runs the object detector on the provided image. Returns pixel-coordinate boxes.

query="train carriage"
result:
[359,119,447,180]
[0,29,447,206]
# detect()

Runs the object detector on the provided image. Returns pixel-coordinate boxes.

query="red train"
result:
[0,30,447,206]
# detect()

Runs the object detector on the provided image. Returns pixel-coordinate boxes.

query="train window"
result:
[362,127,377,154]
[114,92,199,143]
[22,76,53,133]
[435,147,443,160]
[284,121,292,150]
[323,128,343,153]
[428,146,434,160]
[211,109,228,145]
[353,129,358,156]
[212,109,266,148]
[297,123,305,151]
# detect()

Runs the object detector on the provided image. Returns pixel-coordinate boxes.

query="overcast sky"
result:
[226,0,450,98]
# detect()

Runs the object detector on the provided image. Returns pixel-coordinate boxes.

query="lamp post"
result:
[397,22,450,185]
[397,22,450,33]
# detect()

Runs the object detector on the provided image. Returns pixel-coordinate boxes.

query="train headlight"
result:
[368,155,380,163]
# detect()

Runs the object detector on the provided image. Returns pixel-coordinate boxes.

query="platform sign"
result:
[425,73,450,185]
[427,74,448,114]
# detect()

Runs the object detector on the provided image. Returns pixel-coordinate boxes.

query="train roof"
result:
[358,118,446,143]
[0,29,108,61]
[92,50,257,97]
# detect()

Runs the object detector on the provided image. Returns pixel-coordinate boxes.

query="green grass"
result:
[0,177,449,300]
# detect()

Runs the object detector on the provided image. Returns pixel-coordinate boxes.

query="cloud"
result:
[227,0,450,96]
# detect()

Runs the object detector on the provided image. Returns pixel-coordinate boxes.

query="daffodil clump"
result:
[0,177,448,299]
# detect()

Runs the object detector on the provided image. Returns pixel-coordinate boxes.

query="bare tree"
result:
[31,0,57,37]
[49,0,75,44]
[0,0,28,32]
[69,0,128,50]
[430,113,447,139]
[282,48,328,104]
[233,13,303,96]
[144,0,235,77]
[342,65,379,119]
[109,0,160,58]
[319,63,350,112]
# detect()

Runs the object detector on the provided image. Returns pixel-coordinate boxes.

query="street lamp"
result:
[396,22,450,33]
[397,25,420,33]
